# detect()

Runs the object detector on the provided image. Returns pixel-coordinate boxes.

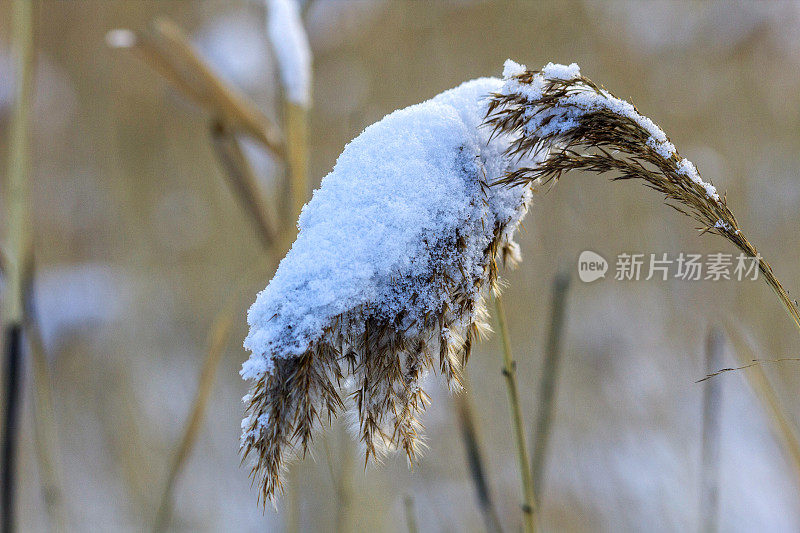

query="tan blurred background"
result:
[3,0,800,531]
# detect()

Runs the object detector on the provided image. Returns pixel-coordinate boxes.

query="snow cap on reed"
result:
[241,76,541,502]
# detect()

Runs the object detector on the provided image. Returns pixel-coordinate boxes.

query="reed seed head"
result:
[241,77,539,503]
[486,60,800,331]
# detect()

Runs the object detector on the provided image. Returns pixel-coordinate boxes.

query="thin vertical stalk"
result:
[531,272,570,503]
[493,296,537,533]
[723,323,800,483]
[700,328,724,533]
[153,300,236,533]
[403,494,418,533]
[454,391,503,533]
[284,102,309,221]
[2,328,22,533]
[24,298,68,531]
[2,1,33,531]
[323,425,353,533]
[286,466,300,533]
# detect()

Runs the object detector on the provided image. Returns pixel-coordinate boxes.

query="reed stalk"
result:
[454,390,503,533]
[107,14,305,528]
[283,102,309,221]
[322,425,353,533]
[530,272,570,504]
[493,296,536,533]
[106,19,284,158]
[123,12,315,525]
[210,121,277,248]
[722,324,800,483]
[23,265,68,532]
[2,2,33,531]
[153,298,237,532]
[403,494,418,533]
[700,328,724,533]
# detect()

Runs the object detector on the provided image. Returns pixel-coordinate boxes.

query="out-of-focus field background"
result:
[3,1,800,531]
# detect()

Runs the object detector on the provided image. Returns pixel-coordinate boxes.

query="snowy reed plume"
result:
[487,60,800,331]
[241,77,540,502]
[241,59,800,504]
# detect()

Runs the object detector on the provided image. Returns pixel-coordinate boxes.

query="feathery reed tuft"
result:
[242,59,800,506]
[486,60,800,331]
[241,77,539,503]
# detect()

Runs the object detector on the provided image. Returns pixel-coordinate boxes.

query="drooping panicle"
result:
[241,77,542,502]
[486,59,800,332]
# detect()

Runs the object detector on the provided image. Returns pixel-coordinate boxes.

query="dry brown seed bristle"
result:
[240,197,522,503]
[485,65,800,332]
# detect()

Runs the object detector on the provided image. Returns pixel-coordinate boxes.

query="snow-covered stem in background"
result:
[266,0,311,221]
[266,0,312,107]
[487,60,800,333]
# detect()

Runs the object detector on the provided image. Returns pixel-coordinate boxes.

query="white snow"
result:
[502,58,527,79]
[542,61,581,80]
[242,77,536,381]
[266,0,312,106]
[501,60,720,202]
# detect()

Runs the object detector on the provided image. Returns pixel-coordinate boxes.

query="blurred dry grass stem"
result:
[106,15,287,529]
[2,2,33,531]
[722,324,800,484]
[283,101,309,220]
[210,121,277,248]
[107,18,285,158]
[454,389,503,533]
[153,298,236,532]
[25,315,68,531]
[403,494,419,533]
[494,296,537,533]
[531,272,570,503]
[23,255,68,532]
[486,67,800,334]
[700,328,724,533]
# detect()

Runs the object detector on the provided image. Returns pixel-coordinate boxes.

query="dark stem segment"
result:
[700,328,724,533]
[454,393,504,533]
[531,272,570,503]
[2,324,23,533]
